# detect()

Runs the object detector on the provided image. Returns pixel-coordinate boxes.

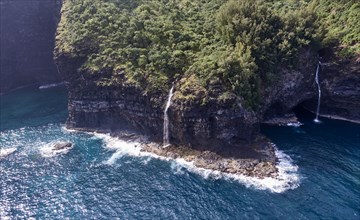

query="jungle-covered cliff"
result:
[54,0,359,150]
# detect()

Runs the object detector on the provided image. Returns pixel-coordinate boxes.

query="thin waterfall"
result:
[314,61,322,122]
[163,85,174,147]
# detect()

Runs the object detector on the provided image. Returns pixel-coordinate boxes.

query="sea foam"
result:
[93,133,301,193]
[38,82,65,90]
[286,122,303,127]
[39,141,73,158]
[0,148,17,158]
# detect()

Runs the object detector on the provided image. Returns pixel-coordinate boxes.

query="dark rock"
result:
[53,142,72,151]
[261,48,317,121]
[140,139,278,178]
[55,52,260,152]
[261,49,360,124]
[302,57,360,122]
[262,112,300,126]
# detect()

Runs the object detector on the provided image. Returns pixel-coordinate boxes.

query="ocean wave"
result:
[38,82,65,90]
[0,147,17,158]
[93,133,301,193]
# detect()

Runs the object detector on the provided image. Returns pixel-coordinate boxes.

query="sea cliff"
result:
[54,0,360,177]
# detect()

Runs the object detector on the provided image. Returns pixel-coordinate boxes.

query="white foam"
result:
[93,133,300,193]
[286,122,303,127]
[0,148,17,158]
[39,141,73,158]
[168,146,300,193]
[38,82,65,89]
[314,119,322,124]
[92,133,146,164]
[61,126,80,133]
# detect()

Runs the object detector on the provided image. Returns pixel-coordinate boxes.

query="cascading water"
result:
[163,85,174,147]
[314,61,322,122]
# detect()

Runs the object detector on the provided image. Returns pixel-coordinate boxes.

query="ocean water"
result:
[0,86,359,219]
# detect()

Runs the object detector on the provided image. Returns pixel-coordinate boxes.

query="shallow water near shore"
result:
[1,86,359,219]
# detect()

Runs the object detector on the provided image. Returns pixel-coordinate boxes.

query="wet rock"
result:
[262,113,301,126]
[137,139,279,178]
[303,58,360,122]
[53,142,72,151]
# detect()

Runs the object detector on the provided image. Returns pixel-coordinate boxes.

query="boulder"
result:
[53,142,72,151]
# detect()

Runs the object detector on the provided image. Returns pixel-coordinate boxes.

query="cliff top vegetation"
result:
[55,0,359,109]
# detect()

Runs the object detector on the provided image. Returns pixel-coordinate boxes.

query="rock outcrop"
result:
[142,140,278,179]
[53,142,72,151]
[61,70,259,152]
[261,48,317,122]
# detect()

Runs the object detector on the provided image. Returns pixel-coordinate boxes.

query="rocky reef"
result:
[53,142,73,151]
[141,139,278,178]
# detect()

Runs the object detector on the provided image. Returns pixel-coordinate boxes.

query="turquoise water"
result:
[1,86,359,219]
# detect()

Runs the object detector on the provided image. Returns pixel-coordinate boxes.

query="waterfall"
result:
[163,85,174,147]
[314,61,321,123]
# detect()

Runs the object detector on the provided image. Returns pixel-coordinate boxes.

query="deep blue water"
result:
[0,86,359,219]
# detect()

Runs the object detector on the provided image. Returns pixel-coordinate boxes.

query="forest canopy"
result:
[56,0,359,108]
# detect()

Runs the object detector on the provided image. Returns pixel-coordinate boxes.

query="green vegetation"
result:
[56,0,359,109]
[313,0,360,56]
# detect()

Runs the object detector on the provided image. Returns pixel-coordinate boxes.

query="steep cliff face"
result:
[302,54,360,122]
[0,0,62,93]
[261,49,317,121]
[321,64,360,122]
[56,50,318,151]
[56,53,260,151]
[56,42,360,152]
[262,49,360,124]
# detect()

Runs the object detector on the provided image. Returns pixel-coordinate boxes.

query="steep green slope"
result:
[55,0,359,109]
[314,0,359,56]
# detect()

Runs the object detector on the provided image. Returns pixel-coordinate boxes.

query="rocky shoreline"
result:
[76,127,279,179]
[262,113,301,126]
[141,142,278,179]
[66,125,279,179]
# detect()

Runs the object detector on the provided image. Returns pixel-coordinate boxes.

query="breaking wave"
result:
[92,133,301,193]
[0,147,17,158]
[39,141,74,158]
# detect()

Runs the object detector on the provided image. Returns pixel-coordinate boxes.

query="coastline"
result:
[85,128,300,193]
[64,126,279,179]
[141,143,278,179]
